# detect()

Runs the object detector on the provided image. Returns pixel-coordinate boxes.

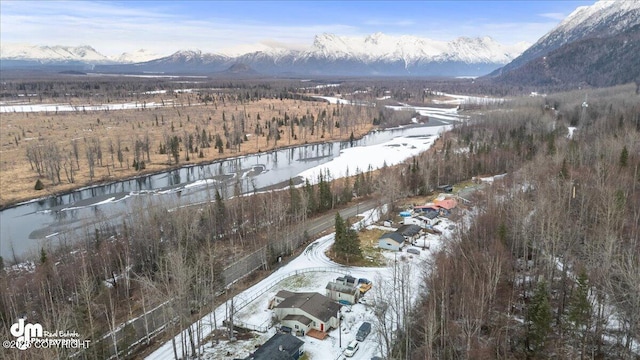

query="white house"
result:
[403,215,432,228]
[325,281,359,305]
[378,232,405,251]
[273,291,341,334]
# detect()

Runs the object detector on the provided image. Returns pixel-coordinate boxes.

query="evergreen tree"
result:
[318,172,333,211]
[567,270,592,353]
[215,134,224,154]
[170,136,180,163]
[334,212,347,255]
[304,179,317,215]
[333,212,361,264]
[345,228,362,260]
[620,145,629,167]
[526,280,553,355]
[34,178,44,190]
[40,247,47,265]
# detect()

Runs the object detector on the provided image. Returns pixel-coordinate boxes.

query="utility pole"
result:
[338,308,342,348]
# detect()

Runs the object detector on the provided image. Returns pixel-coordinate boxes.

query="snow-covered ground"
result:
[145,207,457,360]
[299,125,448,184]
[430,91,506,106]
[386,103,466,122]
[0,100,175,113]
[311,96,353,105]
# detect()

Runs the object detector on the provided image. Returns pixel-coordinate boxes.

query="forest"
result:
[401,84,640,359]
[0,78,638,359]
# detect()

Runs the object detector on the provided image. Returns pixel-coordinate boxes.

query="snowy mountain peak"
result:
[490,0,640,87]
[1,43,110,63]
[305,33,527,64]
[537,0,640,47]
[114,49,161,63]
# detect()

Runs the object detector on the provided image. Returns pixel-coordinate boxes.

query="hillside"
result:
[489,0,640,88]
[493,24,640,87]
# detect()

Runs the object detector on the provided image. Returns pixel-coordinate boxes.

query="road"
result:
[84,199,380,359]
[145,199,390,360]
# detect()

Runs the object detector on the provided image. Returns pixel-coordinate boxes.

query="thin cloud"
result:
[539,12,567,21]
[0,1,356,56]
[1,1,582,56]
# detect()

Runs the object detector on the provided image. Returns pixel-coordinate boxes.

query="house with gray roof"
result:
[244,332,305,360]
[378,232,406,251]
[273,291,341,334]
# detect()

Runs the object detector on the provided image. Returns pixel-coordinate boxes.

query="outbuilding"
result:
[326,281,360,305]
[378,232,405,251]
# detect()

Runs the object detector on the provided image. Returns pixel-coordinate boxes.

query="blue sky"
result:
[0,0,595,56]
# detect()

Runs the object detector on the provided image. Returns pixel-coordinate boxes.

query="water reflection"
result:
[1,123,449,259]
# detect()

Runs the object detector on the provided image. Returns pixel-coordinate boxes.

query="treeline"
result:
[392,84,640,359]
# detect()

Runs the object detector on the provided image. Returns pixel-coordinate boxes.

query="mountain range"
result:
[2,0,639,85]
[1,34,528,77]
[0,44,160,64]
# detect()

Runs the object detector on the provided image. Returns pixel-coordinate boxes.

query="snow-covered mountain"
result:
[113,49,161,63]
[2,33,529,77]
[300,33,526,65]
[95,33,528,77]
[492,0,640,76]
[1,44,111,63]
[1,43,161,65]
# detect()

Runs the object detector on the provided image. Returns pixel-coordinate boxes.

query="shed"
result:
[335,275,357,287]
[378,232,405,251]
[326,281,360,305]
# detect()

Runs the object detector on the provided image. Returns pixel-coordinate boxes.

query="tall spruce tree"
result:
[526,280,553,355]
[318,172,333,211]
[567,270,592,354]
[333,212,361,264]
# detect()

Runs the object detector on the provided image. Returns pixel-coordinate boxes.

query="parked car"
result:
[358,278,373,294]
[356,321,372,341]
[344,340,360,357]
[407,248,420,255]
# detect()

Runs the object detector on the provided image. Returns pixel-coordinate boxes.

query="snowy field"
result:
[298,125,448,184]
[430,91,506,106]
[0,100,175,113]
[146,207,457,360]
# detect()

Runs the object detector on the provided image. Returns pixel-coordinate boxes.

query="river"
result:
[0,112,458,261]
